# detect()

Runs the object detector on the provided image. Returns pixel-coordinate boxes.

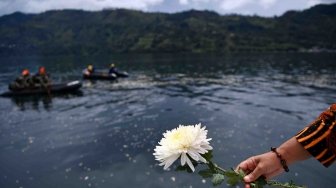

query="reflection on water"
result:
[11,95,53,111]
[0,53,335,188]
[7,92,84,111]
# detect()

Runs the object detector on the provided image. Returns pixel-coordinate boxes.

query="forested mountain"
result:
[0,3,335,55]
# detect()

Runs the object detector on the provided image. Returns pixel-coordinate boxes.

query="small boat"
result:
[113,70,129,78]
[0,80,82,97]
[83,69,117,80]
[82,69,128,80]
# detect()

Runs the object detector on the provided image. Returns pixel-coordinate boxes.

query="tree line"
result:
[0,3,335,55]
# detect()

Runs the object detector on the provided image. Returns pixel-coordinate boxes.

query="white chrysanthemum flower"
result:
[153,123,213,172]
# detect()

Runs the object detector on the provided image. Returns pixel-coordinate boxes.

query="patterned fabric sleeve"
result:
[295,104,336,167]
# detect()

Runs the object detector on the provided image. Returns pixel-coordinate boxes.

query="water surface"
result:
[0,53,335,188]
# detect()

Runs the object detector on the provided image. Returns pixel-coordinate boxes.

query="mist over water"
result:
[0,53,335,188]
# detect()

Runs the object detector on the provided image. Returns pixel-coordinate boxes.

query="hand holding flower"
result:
[154,123,305,188]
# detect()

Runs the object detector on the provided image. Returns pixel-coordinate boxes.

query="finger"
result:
[235,161,247,172]
[237,157,257,172]
[235,162,247,172]
[243,166,264,183]
[235,165,240,172]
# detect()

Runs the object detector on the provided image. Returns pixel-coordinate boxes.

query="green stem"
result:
[207,160,227,174]
[267,180,306,188]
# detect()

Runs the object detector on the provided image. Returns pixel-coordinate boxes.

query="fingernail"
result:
[244,176,251,182]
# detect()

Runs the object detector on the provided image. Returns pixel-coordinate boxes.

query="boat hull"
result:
[1,80,82,97]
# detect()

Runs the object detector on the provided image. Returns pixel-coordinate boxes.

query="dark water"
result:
[0,53,335,188]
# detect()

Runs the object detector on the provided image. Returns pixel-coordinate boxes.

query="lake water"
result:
[0,53,335,188]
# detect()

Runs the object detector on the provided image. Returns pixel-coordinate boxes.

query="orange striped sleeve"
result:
[295,104,336,167]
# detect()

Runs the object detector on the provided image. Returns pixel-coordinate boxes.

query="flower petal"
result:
[181,152,187,166]
[185,155,195,172]
[163,154,180,170]
[198,154,207,163]
[187,150,199,161]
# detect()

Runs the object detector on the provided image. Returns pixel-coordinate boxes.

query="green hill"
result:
[0,4,335,55]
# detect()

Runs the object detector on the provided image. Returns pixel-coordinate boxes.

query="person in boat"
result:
[109,63,117,75]
[8,69,34,91]
[33,66,50,88]
[84,64,94,76]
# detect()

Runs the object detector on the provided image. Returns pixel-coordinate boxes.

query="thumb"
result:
[243,167,263,183]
